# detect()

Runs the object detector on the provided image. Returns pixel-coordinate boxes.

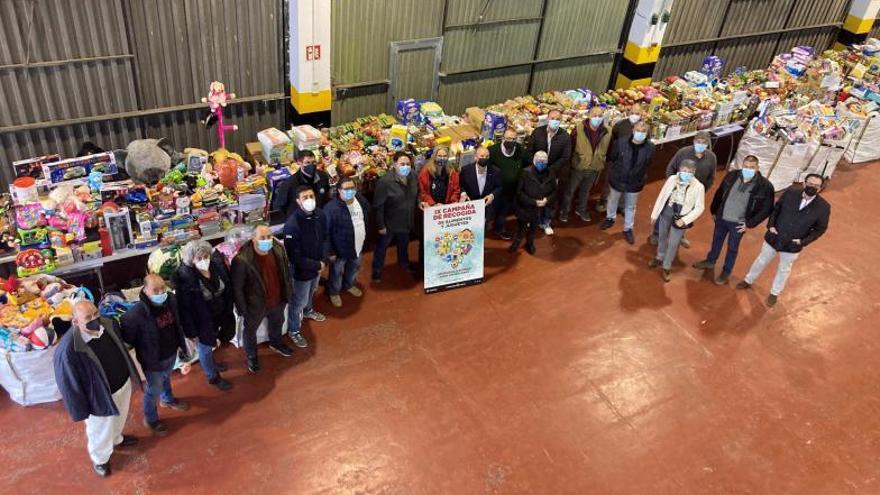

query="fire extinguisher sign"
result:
[305,44,321,61]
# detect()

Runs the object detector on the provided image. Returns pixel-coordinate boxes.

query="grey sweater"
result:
[665,145,718,190]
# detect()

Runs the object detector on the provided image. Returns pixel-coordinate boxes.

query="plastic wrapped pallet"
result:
[0,346,61,406]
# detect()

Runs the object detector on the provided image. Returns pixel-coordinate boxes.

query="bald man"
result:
[231,224,294,372]
[459,146,502,226]
[54,300,142,477]
[122,274,191,437]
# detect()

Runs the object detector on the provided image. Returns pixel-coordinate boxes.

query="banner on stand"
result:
[423,200,485,294]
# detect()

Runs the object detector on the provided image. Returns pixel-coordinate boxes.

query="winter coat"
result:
[174,260,233,346]
[54,318,142,422]
[121,292,189,372]
[230,240,292,320]
[373,172,418,234]
[650,176,706,226]
[324,194,370,260]
[527,125,572,173]
[765,187,831,253]
[709,170,775,228]
[516,166,558,223]
[272,169,333,217]
[607,138,656,193]
[418,166,461,206]
[282,206,328,281]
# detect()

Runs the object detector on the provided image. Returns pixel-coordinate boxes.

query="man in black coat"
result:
[693,155,775,285]
[283,186,328,349]
[122,274,192,436]
[459,146,502,230]
[599,120,656,245]
[272,150,332,218]
[737,174,831,306]
[54,300,142,477]
[527,108,571,235]
[509,151,557,255]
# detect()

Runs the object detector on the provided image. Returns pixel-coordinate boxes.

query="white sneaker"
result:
[543,225,554,236]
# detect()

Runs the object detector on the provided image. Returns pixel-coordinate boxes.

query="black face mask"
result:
[301,163,316,176]
[85,318,101,331]
[803,186,818,197]
[477,158,489,167]
[436,158,448,167]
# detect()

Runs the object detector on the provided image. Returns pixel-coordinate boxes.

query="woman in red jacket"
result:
[418,146,461,208]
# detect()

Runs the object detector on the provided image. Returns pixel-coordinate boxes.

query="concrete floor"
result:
[1,162,878,495]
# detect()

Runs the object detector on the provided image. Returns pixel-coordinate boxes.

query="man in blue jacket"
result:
[600,120,656,245]
[54,300,142,477]
[283,186,328,348]
[324,177,369,308]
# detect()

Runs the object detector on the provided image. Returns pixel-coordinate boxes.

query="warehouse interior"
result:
[1,0,879,493]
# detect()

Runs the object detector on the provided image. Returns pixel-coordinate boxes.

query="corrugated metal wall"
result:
[331,0,631,122]
[0,0,286,189]
[655,0,849,78]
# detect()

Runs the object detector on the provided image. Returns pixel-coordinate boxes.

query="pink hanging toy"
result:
[201,81,238,149]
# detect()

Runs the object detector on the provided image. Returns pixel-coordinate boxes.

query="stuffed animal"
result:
[122,138,185,185]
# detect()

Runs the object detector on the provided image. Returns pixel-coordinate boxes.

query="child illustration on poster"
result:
[423,200,485,293]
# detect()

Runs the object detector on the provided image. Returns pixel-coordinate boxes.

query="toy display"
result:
[202,81,238,149]
[0,274,85,352]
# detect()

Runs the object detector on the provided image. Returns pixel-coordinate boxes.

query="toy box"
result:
[480,111,507,140]
[396,99,421,124]
[42,152,117,186]
[289,125,322,150]
[257,128,293,164]
[12,154,59,181]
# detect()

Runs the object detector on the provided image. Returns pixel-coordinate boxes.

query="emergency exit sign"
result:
[306,44,321,61]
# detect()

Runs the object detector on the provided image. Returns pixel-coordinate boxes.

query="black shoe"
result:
[693,259,715,270]
[118,435,139,447]
[648,234,658,246]
[209,375,233,391]
[93,462,111,477]
[575,211,591,223]
[767,294,778,306]
[525,243,536,255]
[143,419,169,437]
[371,272,381,283]
[714,272,730,285]
[599,218,615,230]
[647,258,660,268]
[508,237,522,252]
[247,357,260,373]
[214,362,228,373]
[497,231,512,240]
[406,263,420,275]
[623,230,635,245]
[662,269,671,282]
[269,342,294,357]
[735,281,752,290]
[559,214,569,223]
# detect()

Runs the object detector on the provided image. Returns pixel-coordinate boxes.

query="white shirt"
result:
[347,200,366,256]
[476,166,488,195]
[799,193,815,210]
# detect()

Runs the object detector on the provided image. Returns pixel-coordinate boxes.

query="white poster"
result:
[423,200,485,294]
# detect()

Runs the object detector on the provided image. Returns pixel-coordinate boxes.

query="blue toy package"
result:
[396,99,422,125]
[700,55,725,83]
[480,111,507,140]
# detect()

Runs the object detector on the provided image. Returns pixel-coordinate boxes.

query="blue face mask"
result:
[341,189,356,201]
[397,164,411,177]
[534,161,547,171]
[301,163,316,176]
[256,239,273,253]
[678,171,693,183]
[694,143,708,153]
[148,292,168,305]
[589,117,604,128]
[548,119,561,131]
[633,131,647,143]
[741,168,756,181]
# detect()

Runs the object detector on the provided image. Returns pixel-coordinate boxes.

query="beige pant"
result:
[84,379,132,464]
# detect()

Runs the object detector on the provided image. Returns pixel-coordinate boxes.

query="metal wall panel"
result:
[653,44,713,79]
[331,0,444,85]
[713,33,781,72]
[788,0,850,28]
[662,0,727,44]
[331,87,388,126]
[443,0,543,25]
[438,66,530,114]
[531,53,616,94]
[442,23,540,72]
[539,0,628,57]
[719,0,794,36]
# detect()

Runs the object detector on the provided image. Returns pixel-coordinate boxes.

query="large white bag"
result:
[0,347,61,406]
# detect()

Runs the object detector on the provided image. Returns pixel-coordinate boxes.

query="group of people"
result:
[52,105,831,477]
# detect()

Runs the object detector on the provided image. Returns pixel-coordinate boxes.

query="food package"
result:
[480,111,507,140]
[256,128,293,164]
[388,125,408,150]
[396,99,421,124]
[289,125,322,150]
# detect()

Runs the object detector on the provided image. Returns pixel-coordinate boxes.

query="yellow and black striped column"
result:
[835,0,880,51]
[616,0,675,89]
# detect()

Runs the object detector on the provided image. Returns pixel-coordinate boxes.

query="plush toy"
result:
[122,138,185,185]
[201,81,238,149]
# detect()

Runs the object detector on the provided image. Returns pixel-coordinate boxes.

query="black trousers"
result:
[515,219,538,246]
[242,303,285,361]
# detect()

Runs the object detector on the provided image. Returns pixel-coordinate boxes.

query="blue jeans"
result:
[372,232,410,275]
[196,341,217,381]
[605,187,639,230]
[288,276,319,335]
[328,256,362,295]
[706,218,745,275]
[143,355,177,424]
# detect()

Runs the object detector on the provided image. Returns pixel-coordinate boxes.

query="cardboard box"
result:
[465,107,485,132]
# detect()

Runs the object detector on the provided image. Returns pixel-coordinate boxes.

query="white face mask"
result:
[628,114,641,124]
[195,259,211,271]
[301,198,317,212]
